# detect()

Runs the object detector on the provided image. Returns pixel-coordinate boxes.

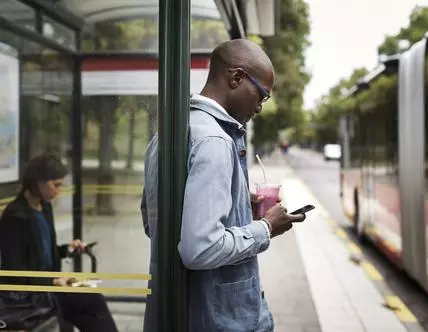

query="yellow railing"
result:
[0,271,151,295]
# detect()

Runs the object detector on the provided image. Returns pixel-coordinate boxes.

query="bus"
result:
[340,36,428,292]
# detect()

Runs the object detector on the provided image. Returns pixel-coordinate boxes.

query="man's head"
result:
[201,39,274,124]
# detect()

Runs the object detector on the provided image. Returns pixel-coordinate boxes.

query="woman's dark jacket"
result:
[0,192,69,286]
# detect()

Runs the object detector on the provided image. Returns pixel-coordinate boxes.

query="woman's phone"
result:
[290,204,315,215]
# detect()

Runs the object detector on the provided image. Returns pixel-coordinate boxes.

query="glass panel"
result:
[4,34,75,248]
[359,73,401,249]
[80,94,155,328]
[82,16,228,52]
[0,27,75,329]
[191,17,229,50]
[42,15,77,50]
[82,16,159,53]
[0,0,36,31]
[81,94,155,270]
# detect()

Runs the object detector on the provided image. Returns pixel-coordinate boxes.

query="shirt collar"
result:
[191,94,244,130]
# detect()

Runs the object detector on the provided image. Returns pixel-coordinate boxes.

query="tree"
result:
[378,35,400,56]
[82,17,229,52]
[378,6,428,56]
[310,67,368,147]
[252,0,311,148]
[191,19,229,50]
[399,6,428,43]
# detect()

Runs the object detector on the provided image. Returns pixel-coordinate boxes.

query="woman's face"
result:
[38,178,64,201]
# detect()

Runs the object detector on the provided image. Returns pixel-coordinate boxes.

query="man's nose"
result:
[255,104,262,114]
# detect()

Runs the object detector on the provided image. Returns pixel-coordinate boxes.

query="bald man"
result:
[142,39,305,331]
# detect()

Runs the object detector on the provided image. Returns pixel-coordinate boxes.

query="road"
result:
[284,146,428,331]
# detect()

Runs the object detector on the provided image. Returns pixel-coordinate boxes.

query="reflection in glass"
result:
[21,45,74,247]
[82,17,228,52]
[42,16,77,50]
[79,95,155,292]
[0,27,74,250]
[0,0,36,31]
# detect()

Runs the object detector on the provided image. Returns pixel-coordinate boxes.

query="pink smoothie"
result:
[255,183,281,218]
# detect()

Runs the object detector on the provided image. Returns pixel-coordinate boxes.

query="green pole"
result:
[158,0,190,331]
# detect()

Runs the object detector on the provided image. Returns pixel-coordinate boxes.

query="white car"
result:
[323,144,341,161]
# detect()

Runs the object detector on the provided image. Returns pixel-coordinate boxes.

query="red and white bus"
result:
[340,37,428,291]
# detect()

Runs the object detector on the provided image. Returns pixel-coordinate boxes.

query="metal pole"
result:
[72,33,83,273]
[158,0,190,331]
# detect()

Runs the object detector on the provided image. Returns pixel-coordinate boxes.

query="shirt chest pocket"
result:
[213,277,260,331]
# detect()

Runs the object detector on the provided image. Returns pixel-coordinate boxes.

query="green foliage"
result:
[82,17,229,52]
[311,73,397,146]
[252,0,311,148]
[82,96,154,160]
[378,6,428,55]
[310,67,368,145]
[312,5,428,147]
[190,19,229,49]
[252,113,281,147]
[378,35,400,56]
[355,75,397,114]
[400,6,428,43]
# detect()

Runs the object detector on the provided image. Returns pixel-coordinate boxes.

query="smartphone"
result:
[86,241,98,249]
[290,204,315,215]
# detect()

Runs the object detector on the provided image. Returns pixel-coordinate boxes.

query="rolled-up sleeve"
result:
[178,136,270,270]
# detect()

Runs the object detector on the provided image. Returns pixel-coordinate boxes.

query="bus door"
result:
[360,113,375,232]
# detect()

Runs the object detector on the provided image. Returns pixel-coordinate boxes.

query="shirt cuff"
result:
[257,220,271,239]
[246,221,271,253]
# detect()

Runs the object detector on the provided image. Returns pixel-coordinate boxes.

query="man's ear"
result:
[228,69,244,89]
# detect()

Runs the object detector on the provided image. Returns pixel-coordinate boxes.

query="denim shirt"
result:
[142,95,274,332]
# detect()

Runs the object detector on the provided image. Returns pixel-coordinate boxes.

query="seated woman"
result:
[0,153,118,332]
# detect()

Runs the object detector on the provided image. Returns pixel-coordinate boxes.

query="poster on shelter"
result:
[0,42,19,183]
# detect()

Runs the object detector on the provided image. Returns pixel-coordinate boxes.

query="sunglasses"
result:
[219,55,271,103]
[240,69,271,103]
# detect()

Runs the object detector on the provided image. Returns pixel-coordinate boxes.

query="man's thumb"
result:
[290,213,305,223]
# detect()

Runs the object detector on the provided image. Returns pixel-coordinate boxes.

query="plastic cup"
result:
[255,183,281,218]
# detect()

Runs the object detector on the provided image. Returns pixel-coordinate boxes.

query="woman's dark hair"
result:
[21,153,68,195]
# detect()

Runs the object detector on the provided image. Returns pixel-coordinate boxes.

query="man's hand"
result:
[251,193,263,219]
[264,204,305,237]
[251,193,281,219]
[250,193,263,205]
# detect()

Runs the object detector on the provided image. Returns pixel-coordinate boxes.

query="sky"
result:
[303,0,428,110]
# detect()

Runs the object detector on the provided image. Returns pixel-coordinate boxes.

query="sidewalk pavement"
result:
[252,151,412,332]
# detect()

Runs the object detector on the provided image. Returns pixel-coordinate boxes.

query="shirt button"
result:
[239,149,246,157]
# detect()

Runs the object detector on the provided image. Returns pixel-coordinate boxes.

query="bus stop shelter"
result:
[0,0,278,330]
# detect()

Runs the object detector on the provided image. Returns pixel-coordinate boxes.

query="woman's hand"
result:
[53,277,76,287]
[68,239,86,253]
